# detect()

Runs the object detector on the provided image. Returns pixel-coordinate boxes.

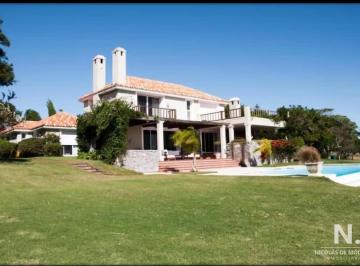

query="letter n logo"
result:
[334,224,352,244]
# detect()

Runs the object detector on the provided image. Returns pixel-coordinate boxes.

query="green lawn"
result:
[261,158,360,167]
[0,157,360,264]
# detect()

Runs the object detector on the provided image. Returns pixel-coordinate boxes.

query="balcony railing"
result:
[250,108,277,118]
[134,106,177,120]
[200,108,242,121]
[201,107,277,121]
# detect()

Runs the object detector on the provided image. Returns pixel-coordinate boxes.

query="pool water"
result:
[264,164,360,177]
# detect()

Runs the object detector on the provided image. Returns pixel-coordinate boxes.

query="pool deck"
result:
[201,165,360,187]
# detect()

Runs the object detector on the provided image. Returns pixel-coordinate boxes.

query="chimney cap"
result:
[113,47,126,53]
[229,97,240,101]
[93,54,106,60]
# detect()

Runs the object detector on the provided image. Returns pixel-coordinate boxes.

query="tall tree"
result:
[275,105,359,158]
[0,18,15,96]
[23,109,41,121]
[0,18,16,128]
[327,115,359,159]
[46,99,56,116]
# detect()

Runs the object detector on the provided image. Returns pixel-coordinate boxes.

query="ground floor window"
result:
[7,133,17,141]
[63,145,73,155]
[143,130,157,150]
[143,130,177,151]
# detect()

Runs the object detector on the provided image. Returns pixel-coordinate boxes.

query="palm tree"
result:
[172,127,200,172]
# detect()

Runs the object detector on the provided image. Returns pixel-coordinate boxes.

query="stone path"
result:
[72,162,103,174]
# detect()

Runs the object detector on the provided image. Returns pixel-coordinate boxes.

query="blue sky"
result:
[1,4,360,126]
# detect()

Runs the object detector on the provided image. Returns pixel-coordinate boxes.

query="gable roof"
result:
[0,112,77,135]
[79,75,228,104]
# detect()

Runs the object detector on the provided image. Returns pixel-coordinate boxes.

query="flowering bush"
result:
[256,139,272,164]
[271,139,289,162]
[271,137,305,163]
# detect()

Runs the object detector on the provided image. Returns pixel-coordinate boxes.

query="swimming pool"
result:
[262,164,360,177]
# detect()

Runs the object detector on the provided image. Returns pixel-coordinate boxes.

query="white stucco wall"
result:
[59,129,78,156]
[190,100,201,120]
[199,101,224,115]
[59,129,77,146]
[162,96,187,120]
[116,89,137,106]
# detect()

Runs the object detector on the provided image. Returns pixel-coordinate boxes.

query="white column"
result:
[220,125,226,159]
[157,120,164,161]
[244,106,252,143]
[228,124,234,143]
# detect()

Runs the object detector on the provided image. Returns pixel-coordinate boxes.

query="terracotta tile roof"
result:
[0,112,77,135]
[43,112,77,128]
[14,120,43,130]
[79,75,228,104]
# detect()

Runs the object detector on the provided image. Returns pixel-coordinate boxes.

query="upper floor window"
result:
[137,95,160,116]
[186,100,191,120]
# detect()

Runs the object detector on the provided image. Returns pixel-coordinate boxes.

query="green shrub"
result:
[44,143,62,156]
[77,150,98,160]
[77,151,88,160]
[18,138,45,157]
[77,99,141,164]
[45,134,60,144]
[0,139,17,159]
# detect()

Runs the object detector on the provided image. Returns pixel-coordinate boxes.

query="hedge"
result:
[17,138,45,157]
[0,139,17,160]
[44,143,62,156]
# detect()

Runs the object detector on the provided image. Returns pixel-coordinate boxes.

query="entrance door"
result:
[201,132,216,153]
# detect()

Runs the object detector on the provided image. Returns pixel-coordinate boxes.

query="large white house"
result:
[0,112,78,156]
[79,47,283,172]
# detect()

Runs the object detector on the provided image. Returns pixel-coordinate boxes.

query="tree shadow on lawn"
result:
[0,158,31,164]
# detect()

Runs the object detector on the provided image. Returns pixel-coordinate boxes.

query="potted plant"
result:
[296,146,322,175]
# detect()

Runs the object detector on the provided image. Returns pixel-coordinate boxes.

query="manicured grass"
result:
[323,159,360,164]
[261,159,360,167]
[0,157,360,264]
